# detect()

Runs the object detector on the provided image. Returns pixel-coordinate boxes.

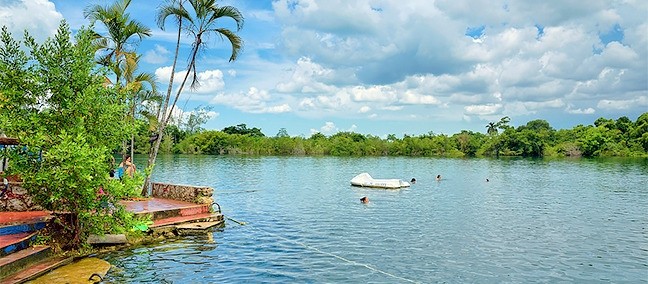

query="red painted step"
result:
[0,212,51,227]
[1,255,73,284]
[0,245,51,280]
[0,232,35,257]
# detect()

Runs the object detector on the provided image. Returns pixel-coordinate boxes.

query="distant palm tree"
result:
[144,0,244,195]
[486,116,511,135]
[486,122,498,135]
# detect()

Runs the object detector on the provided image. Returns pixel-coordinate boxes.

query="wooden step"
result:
[176,221,224,235]
[1,255,73,284]
[0,245,51,280]
[0,220,48,236]
[151,213,223,228]
[0,232,36,257]
[0,212,51,227]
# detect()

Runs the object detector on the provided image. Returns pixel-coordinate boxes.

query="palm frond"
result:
[209,5,244,31]
[213,28,243,62]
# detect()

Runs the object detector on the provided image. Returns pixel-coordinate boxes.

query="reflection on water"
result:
[106,156,648,283]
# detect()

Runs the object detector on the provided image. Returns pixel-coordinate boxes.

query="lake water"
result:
[102,156,648,283]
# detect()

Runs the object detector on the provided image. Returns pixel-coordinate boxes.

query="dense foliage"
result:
[0,23,142,249]
[130,114,648,158]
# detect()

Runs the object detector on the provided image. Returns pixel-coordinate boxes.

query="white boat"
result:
[350,173,410,189]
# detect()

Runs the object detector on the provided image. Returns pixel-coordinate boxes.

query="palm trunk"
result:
[130,134,135,158]
[142,15,183,196]
[130,99,136,158]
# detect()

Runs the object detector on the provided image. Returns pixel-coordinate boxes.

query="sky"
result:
[1,0,646,138]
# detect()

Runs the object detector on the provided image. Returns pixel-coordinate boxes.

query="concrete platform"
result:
[120,198,210,220]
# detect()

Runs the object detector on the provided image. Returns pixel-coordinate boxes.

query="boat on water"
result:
[350,173,410,189]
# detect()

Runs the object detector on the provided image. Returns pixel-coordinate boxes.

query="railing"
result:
[211,202,221,213]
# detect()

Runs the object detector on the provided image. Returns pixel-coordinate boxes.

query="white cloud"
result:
[566,106,596,114]
[143,45,170,64]
[464,104,503,116]
[275,57,336,93]
[350,86,395,102]
[38,0,648,136]
[0,0,63,42]
[382,106,403,111]
[597,96,648,110]
[398,91,440,105]
[309,122,358,135]
[311,121,338,135]
[210,87,291,114]
[155,67,225,96]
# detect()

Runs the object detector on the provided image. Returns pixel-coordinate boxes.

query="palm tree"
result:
[486,122,498,135]
[486,116,511,135]
[496,116,511,131]
[121,53,161,158]
[84,0,151,86]
[144,0,244,195]
[85,0,152,159]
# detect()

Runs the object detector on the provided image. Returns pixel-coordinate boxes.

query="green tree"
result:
[0,23,140,249]
[223,124,264,137]
[180,105,213,135]
[147,0,244,195]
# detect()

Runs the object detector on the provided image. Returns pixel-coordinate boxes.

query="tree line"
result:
[130,114,648,158]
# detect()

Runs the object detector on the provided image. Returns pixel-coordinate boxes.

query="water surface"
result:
[103,156,648,283]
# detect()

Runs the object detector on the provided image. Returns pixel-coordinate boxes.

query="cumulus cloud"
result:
[597,96,648,110]
[275,57,340,93]
[309,122,358,135]
[211,87,291,114]
[358,106,371,113]
[311,122,338,135]
[262,0,646,128]
[30,0,647,135]
[155,67,225,96]
[0,0,63,42]
[566,106,596,114]
[464,104,503,116]
[143,45,170,64]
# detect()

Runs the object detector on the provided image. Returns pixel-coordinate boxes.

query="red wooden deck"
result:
[0,211,51,226]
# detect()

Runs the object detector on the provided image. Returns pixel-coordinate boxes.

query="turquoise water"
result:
[103,156,648,283]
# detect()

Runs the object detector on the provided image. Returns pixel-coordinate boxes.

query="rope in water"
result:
[226,217,420,283]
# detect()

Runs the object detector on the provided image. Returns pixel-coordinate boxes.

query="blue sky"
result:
[1,0,646,137]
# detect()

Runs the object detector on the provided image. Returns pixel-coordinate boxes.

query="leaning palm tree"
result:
[143,0,244,195]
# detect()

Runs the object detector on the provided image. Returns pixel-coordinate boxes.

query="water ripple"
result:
[103,156,648,283]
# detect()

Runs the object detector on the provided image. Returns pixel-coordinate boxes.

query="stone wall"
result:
[0,182,43,211]
[151,182,214,205]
